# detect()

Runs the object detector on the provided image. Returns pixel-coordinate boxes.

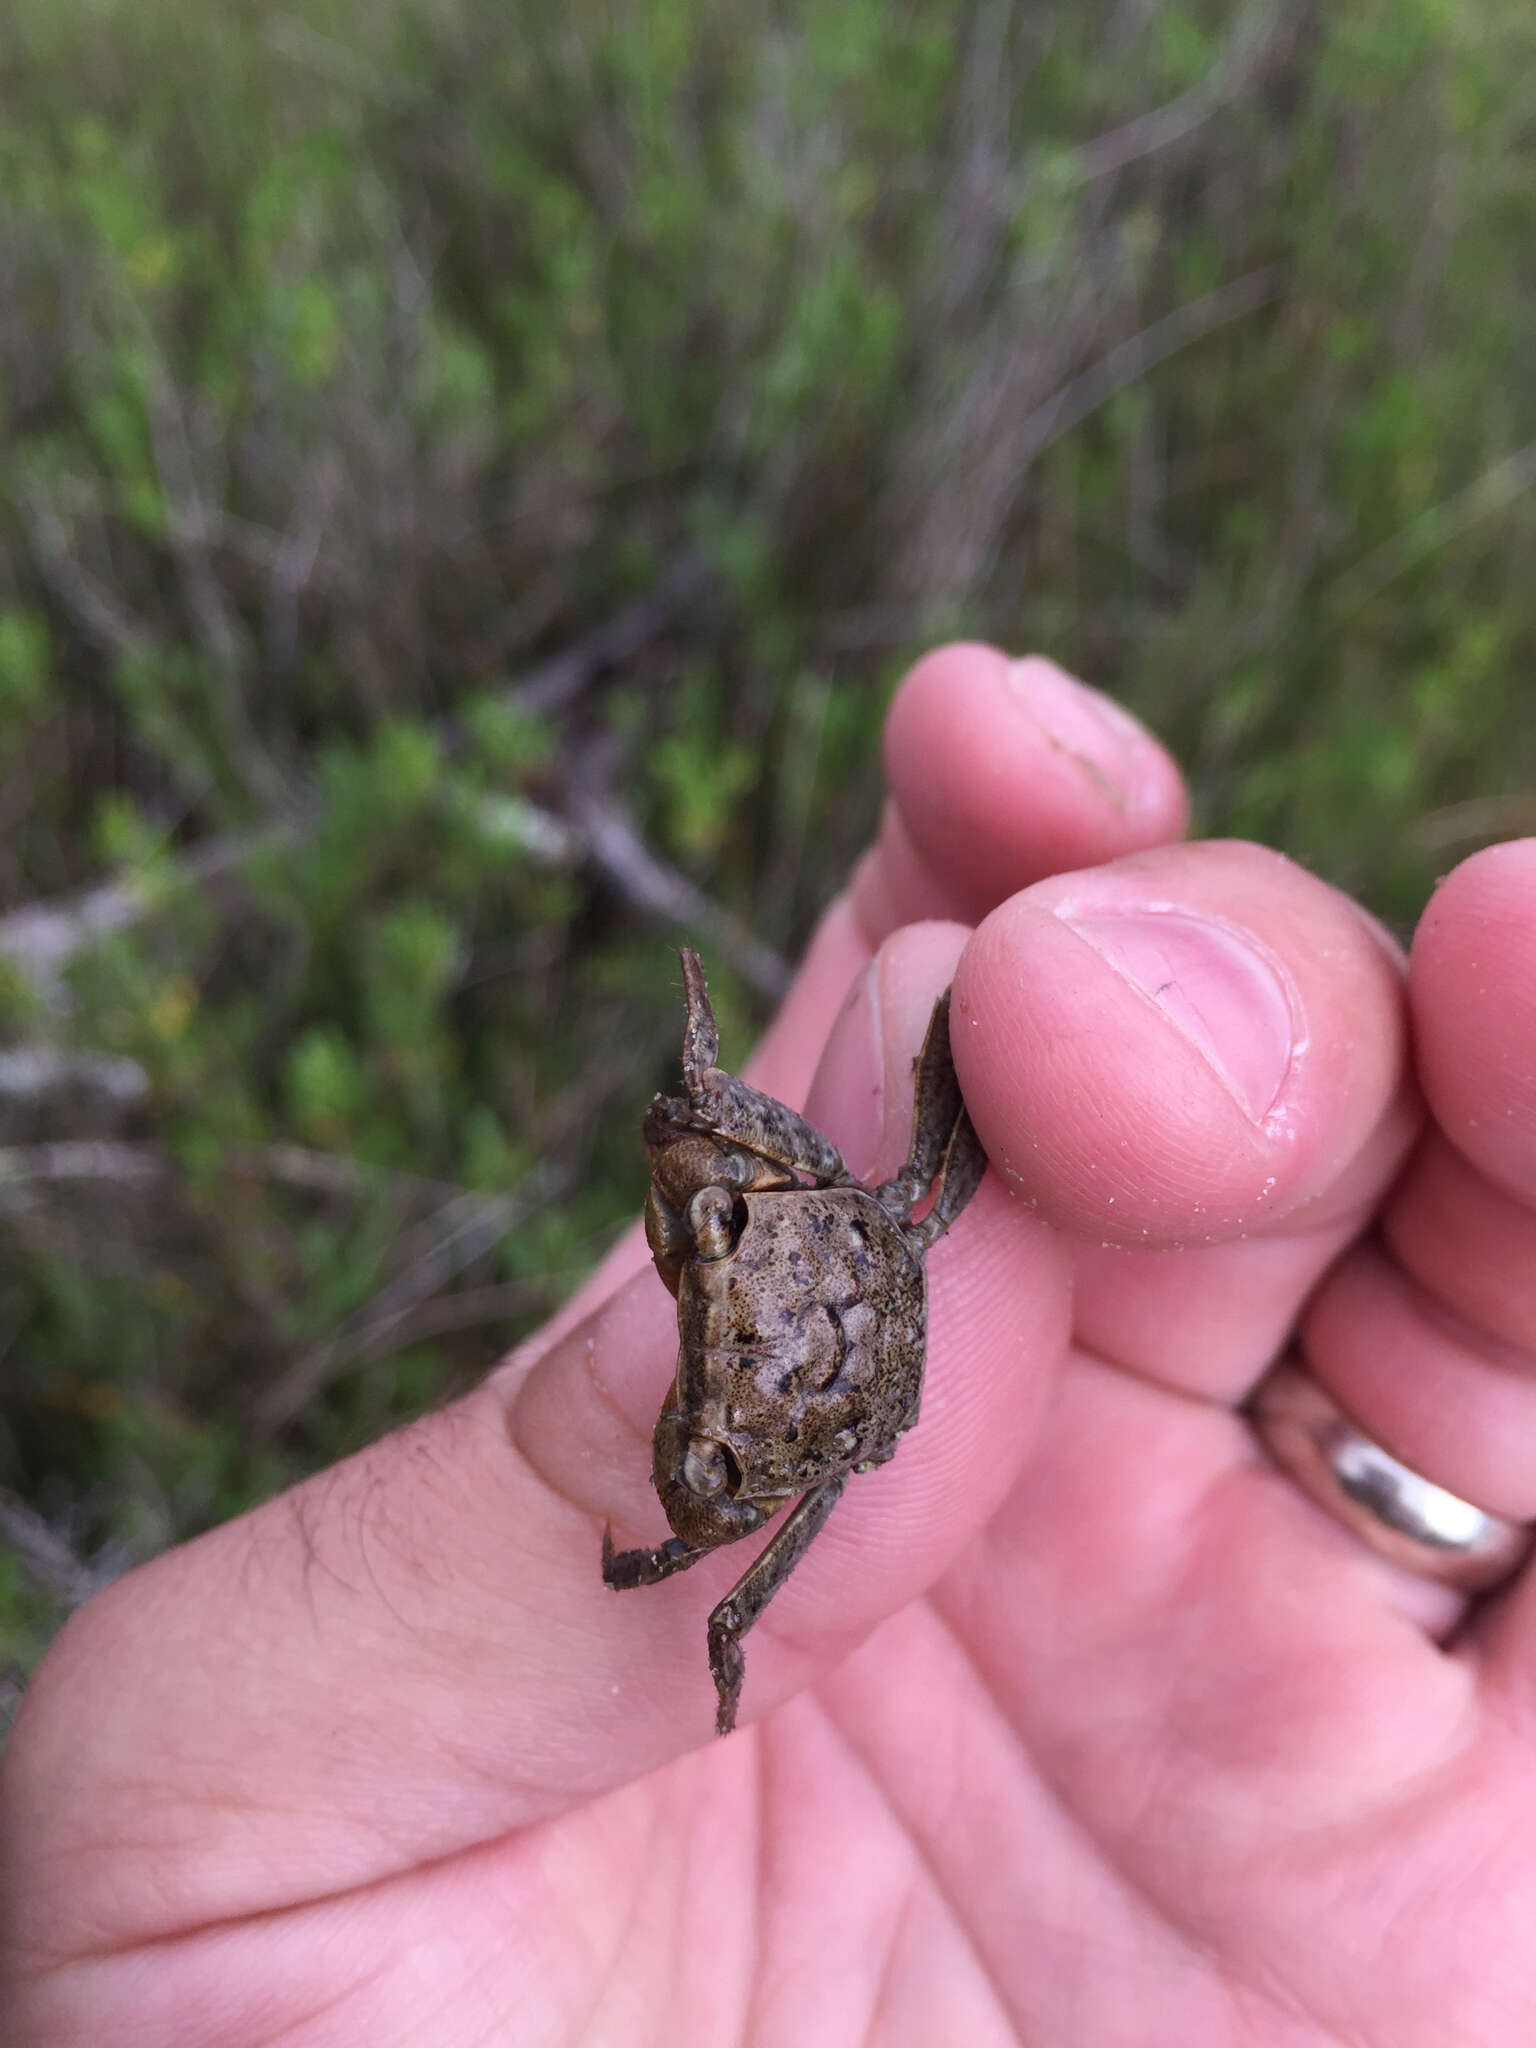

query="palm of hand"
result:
[324,1371,1518,2047]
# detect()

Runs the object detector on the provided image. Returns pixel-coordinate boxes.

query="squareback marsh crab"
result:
[602,948,987,1735]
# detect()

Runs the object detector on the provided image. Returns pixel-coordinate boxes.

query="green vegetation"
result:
[4,0,1536,1707]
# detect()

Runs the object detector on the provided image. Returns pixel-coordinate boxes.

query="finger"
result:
[847,642,1189,941]
[538,643,1186,1344]
[4,923,1070,1961]
[753,643,1187,1099]
[1290,842,1536,1527]
[950,840,1421,1395]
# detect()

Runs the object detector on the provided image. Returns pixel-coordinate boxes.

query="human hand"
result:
[4,646,1534,2045]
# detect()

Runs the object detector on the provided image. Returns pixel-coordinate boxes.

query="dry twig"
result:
[1076,2,1285,181]
[0,558,789,1009]
[0,1485,104,1611]
[251,1167,564,1433]
[0,1048,149,1108]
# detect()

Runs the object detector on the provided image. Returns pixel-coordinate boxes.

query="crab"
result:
[602,947,987,1735]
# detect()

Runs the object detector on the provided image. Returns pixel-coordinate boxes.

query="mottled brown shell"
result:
[665,1187,926,1502]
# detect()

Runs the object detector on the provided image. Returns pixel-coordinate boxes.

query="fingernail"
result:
[1007,658,1152,815]
[1053,905,1299,1122]
[803,960,884,1177]
[805,952,961,1180]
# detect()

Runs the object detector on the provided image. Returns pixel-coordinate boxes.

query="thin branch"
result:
[251,1168,562,1433]
[1323,439,1536,623]
[0,1047,148,1107]
[20,485,156,660]
[1076,2,1284,183]
[0,818,300,1006]
[231,1142,474,1203]
[0,1485,102,1610]
[569,789,790,1000]
[261,460,337,677]
[310,1279,545,1362]
[144,362,290,811]
[0,1141,164,1196]
[894,263,1282,605]
[0,1142,564,1431]
[0,561,784,1007]
[1413,794,1536,857]
[0,779,784,1011]
[264,11,397,100]
[501,549,714,718]
[1011,267,1284,470]
[0,1138,498,1209]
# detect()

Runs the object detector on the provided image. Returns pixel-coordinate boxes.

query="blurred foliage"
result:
[4,0,1536,1694]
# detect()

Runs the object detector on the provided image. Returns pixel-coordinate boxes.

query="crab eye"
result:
[686,1185,736,1260]
[682,1436,729,1497]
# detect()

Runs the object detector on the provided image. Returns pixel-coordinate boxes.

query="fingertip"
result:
[953,890,1274,1242]
[801,918,973,1182]
[951,841,1413,1247]
[877,643,1189,923]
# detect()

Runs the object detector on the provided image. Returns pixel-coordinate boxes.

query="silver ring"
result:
[1249,1361,1533,1592]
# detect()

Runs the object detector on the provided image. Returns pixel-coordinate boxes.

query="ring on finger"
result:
[1249,1359,1533,1593]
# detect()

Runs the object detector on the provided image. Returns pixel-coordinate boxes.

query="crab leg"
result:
[872,987,980,1220]
[911,1108,988,1249]
[657,948,853,1186]
[706,1474,848,1736]
[601,1526,704,1589]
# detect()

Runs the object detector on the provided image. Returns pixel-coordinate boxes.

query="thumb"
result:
[4,926,1068,1963]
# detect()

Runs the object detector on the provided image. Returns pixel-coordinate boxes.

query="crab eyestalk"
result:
[651,1407,781,1550]
[685,1185,735,1260]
